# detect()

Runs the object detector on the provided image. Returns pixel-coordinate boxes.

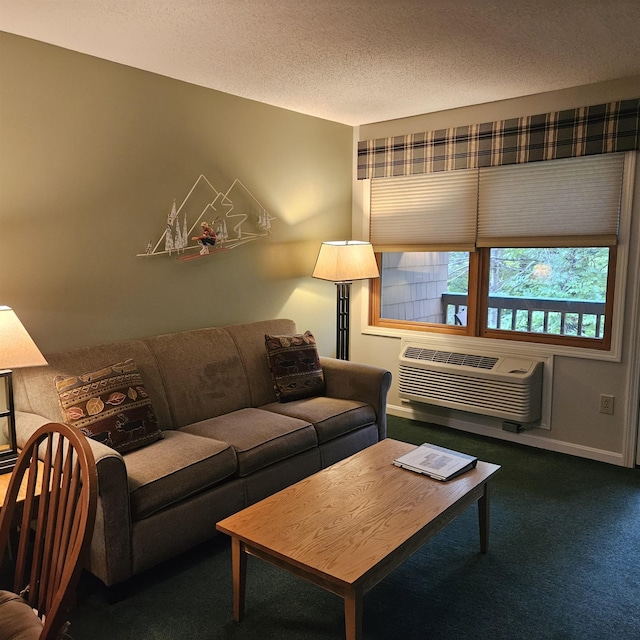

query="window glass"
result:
[380,252,470,326]
[486,247,610,338]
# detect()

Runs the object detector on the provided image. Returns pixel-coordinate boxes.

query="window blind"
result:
[477,153,625,247]
[369,169,478,252]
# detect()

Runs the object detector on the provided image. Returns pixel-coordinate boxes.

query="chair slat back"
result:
[0,423,98,640]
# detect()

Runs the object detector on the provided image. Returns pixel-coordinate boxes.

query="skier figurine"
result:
[192,221,217,255]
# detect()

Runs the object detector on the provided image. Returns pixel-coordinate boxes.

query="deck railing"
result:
[441,293,606,338]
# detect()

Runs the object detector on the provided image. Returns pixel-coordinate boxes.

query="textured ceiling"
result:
[2,1,640,125]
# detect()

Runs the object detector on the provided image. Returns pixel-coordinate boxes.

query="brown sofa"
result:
[12,319,392,587]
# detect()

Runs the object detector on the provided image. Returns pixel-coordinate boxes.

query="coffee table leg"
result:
[478,482,490,553]
[231,537,247,621]
[344,588,363,640]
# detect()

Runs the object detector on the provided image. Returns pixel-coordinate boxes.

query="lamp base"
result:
[335,281,351,360]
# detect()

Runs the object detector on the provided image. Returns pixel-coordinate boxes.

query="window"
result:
[378,251,471,326]
[370,153,626,350]
[483,247,611,339]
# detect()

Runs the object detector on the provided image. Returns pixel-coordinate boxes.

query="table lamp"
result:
[312,241,379,360]
[0,306,48,473]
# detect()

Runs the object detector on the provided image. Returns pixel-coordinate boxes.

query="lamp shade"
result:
[312,241,379,282]
[0,306,48,369]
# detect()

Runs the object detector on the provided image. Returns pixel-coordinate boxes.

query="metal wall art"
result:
[137,175,275,261]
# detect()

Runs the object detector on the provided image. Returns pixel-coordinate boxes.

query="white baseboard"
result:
[387,403,626,467]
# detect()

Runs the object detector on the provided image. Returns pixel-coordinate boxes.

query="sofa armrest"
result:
[15,411,133,586]
[88,451,132,586]
[319,358,392,440]
[14,410,51,445]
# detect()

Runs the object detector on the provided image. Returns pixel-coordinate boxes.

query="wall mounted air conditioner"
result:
[398,342,544,423]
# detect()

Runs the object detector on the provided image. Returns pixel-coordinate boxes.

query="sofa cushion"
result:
[142,327,252,427]
[265,331,325,401]
[54,359,162,453]
[180,408,317,477]
[0,591,43,640]
[261,397,376,444]
[124,430,237,520]
[224,318,297,407]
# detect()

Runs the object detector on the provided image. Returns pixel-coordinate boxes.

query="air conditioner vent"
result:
[404,347,498,370]
[399,340,544,423]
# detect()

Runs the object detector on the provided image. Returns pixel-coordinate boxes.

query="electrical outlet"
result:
[600,394,614,415]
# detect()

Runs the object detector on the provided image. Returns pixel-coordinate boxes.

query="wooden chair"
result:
[0,422,98,640]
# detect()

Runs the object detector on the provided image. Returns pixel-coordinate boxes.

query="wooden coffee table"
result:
[217,438,500,640]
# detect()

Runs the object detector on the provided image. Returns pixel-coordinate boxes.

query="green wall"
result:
[0,32,353,354]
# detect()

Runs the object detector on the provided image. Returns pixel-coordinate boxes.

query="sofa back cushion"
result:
[143,326,252,427]
[224,319,297,407]
[12,340,173,429]
[13,319,300,431]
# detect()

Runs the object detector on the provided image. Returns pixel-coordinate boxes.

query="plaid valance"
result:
[357,98,640,180]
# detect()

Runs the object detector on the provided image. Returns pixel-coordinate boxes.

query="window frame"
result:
[369,245,617,350]
[369,251,479,337]
[477,244,617,350]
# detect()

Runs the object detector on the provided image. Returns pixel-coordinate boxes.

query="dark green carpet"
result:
[67,417,640,639]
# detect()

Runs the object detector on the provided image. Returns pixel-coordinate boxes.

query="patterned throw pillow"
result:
[54,359,162,453]
[265,331,325,402]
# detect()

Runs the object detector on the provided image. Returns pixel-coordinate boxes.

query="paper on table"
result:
[393,442,478,481]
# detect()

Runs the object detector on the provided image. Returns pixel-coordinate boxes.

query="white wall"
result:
[351,76,640,466]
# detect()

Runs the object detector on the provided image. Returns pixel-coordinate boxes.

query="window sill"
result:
[361,323,622,363]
